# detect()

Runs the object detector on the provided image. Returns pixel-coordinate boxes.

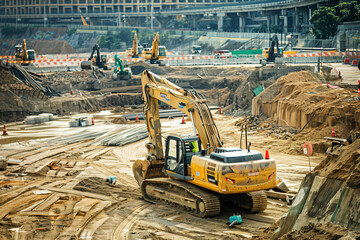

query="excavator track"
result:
[221,190,267,213]
[141,178,221,218]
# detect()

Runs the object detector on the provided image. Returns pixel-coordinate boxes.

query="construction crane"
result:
[132,70,277,217]
[81,43,108,70]
[113,54,132,80]
[142,33,166,66]
[15,39,35,63]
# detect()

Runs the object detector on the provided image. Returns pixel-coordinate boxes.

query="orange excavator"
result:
[132,70,277,217]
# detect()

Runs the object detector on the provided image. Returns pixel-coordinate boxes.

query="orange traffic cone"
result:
[2,125,8,136]
[91,117,94,125]
[70,90,74,95]
[219,107,222,114]
[181,115,186,124]
[265,150,270,159]
[331,128,335,137]
[135,114,139,122]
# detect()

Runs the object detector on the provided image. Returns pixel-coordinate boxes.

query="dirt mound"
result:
[251,70,360,154]
[111,116,129,124]
[29,40,76,55]
[74,177,139,199]
[279,222,355,240]
[271,140,360,239]
[314,139,360,188]
[224,65,312,114]
[130,61,169,75]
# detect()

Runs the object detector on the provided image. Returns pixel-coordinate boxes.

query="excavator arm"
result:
[133,32,138,57]
[133,70,222,185]
[150,33,160,61]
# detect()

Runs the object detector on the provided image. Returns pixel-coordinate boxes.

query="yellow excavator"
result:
[132,70,277,217]
[142,32,166,66]
[131,31,143,58]
[15,39,35,62]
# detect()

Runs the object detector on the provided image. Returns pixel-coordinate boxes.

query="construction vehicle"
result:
[142,33,166,66]
[132,31,143,58]
[191,45,202,54]
[113,54,132,80]
[132,70,277,217]
[81,43,109,70]
[15,39,35,62]
[262,35,283,64]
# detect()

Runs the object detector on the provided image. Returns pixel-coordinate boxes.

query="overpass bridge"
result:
[0,0,333,32]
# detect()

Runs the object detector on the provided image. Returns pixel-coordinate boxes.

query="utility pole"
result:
[151,0,153,31]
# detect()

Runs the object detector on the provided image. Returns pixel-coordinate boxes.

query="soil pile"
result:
[279,222,356,240]
[224,65,312,115]
[254,70,360,137]
[271,140,360,239]
[0,68,48,122]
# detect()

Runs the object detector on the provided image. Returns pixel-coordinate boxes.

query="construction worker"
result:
[189,141,199,152]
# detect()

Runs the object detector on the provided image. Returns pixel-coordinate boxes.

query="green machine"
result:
[113,54,132,80]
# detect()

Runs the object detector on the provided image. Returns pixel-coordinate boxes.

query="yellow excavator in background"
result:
[131,31,143,58]
[142,32,166,66]
[15,39,35,62]
[132,70,277,217]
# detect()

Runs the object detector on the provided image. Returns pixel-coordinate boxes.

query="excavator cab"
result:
[15,45,22,60]
[164,135,201,180]
[27,50,35,61]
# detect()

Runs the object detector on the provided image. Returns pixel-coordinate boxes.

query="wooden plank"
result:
[0,194,48,220]
[38,186,117,202]
[0,179,49,205]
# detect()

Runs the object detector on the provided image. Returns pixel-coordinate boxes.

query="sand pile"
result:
[254,70,360,137]
[271,140,360,239]
[224,65,312,114]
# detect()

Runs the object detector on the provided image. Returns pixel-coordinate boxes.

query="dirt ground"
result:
[0,110,327,240]
[0,62,359,239]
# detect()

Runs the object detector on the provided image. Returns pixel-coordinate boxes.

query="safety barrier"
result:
[2,50,354,73]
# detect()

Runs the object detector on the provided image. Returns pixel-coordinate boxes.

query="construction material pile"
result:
[271,139,360,239]
[93,124,148,146]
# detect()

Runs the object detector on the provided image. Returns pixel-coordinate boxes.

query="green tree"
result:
[310,6,339,39]
[271,24,283,33]
[334,1,360,23]
[252,22,268,33]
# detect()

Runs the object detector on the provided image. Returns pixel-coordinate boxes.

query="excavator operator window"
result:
[159,47,166,57]
[165,137,185,177]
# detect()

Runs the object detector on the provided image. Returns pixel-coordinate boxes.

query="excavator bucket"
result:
[132,159,165,186]
[81,61,93,70]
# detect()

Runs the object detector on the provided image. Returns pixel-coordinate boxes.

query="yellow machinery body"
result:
[133,70,277,217]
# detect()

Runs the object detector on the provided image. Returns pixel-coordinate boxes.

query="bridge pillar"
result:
[155,16,174,29]
[282,9,288,33]
[187,14,203,30]
[217,13,226,32]
[294,7,300,32]
[237,13,246,32]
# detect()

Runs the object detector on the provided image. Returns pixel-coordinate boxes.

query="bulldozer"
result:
[15,39,35,63]
[132,70,277,217]
[113,54,132,80]
[81,43,109,70]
